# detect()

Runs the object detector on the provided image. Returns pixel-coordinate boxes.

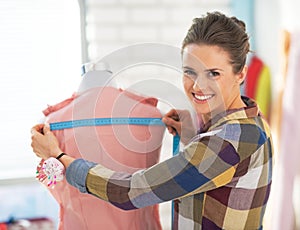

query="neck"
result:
[201,95,246,124]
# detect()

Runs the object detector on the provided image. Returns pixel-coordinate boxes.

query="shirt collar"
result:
[199,96,260,133]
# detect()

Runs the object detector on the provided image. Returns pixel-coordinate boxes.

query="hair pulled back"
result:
[182,11,250,74]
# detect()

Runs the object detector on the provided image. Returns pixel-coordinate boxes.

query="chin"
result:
[193,106,211,116]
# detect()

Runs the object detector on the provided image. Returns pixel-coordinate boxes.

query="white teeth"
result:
[194,94,213,101]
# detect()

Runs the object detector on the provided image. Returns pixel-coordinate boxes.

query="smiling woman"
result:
[31,12,274,230]
[0,0,81,180]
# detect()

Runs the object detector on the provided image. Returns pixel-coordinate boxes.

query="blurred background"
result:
[0,0,299,229]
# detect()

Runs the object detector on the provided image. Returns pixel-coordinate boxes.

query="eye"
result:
[206,70,220,78]
[183,69,197,80]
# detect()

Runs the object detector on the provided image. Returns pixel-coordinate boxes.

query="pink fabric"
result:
[270,31,300,230]
[40,86,165,230]
[43,93,77,116]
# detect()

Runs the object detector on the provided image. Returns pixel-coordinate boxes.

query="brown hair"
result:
[182,11,250,74]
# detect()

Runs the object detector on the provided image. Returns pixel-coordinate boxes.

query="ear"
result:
[236,65,248,85]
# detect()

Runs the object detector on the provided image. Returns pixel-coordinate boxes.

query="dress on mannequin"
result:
[37,62,165,230]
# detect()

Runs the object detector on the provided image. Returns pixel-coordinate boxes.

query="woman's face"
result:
[182,44,246,121]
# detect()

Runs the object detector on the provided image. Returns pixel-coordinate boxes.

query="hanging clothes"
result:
[270,30,300,230]
[245,55,272,121]
[37,86,166,230]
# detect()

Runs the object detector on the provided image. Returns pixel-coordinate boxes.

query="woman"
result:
[31,12,273,229]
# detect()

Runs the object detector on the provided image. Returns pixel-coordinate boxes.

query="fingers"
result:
[164,109,176,116]
[30,124,44,139]
[43,123,51,134]
[163,109,194,138]
[162,111,182,136]
[162,116,177,126]
[31,123,60,160]
[166,126,177,136]
[31,124,44,136]
[164,109,179,120]
[31,124,45,158]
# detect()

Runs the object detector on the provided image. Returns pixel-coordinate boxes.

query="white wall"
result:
[254,0,300,94]
[254,0,281,86]
[84,0,231,61]
[253,0,298,109]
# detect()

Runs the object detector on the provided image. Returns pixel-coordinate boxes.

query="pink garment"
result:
[39,86,165,230]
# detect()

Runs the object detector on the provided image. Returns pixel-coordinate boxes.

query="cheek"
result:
[217,76,235,91]
[182,76,194,92]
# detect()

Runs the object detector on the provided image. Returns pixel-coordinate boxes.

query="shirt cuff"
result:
[66,159,97,193]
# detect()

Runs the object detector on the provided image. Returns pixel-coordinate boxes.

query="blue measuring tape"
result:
[50,117,180,154]
[50,117,165,130]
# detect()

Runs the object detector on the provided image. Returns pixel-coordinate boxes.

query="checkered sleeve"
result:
[66,134,240,210]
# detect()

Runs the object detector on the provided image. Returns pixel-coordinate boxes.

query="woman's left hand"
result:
[31,123,62,160]
[162,109,197,145]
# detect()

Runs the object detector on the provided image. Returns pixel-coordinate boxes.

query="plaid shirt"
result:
[66,97,273,230]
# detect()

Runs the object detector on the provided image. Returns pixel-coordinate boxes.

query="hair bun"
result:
[230,16,246,32]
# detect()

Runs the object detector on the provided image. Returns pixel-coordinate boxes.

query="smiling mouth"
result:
[192,93,214,102]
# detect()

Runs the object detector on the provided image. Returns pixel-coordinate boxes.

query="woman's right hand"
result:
[31,123,62,160]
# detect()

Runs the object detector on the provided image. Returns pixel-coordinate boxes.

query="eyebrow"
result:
[204,68,224,72]
[182,66,194,70]
[182,66,224,72]
[182,66,198,72]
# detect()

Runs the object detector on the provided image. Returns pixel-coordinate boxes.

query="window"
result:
[0,0,82,179]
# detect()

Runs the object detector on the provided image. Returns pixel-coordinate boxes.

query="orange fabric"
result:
[40,86,165,230]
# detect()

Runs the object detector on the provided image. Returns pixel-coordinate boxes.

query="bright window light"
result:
[0,0,82,180]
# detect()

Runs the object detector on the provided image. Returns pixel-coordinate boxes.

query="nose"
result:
[192,74,208,90]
